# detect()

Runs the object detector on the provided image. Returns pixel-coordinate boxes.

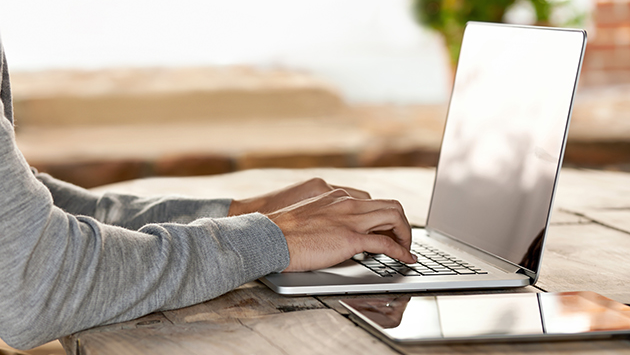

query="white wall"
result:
[0,0,452,103]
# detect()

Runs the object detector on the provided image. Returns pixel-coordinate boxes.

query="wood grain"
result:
[76,318,276,355]
[549,210,590,225]
[73,310,398,355]
[162,281,325,325]
[576,209,630,234]
[60,313,171,355]
[537,223,630,304]
[240,309,398,355]
[555,169,630,212]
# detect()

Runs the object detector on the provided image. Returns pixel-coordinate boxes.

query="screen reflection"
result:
[427,23,586,272]
[343,292,630,342]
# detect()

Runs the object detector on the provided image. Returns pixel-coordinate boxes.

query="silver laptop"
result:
[261,22,587,295]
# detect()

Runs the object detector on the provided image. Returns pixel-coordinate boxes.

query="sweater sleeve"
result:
[0,117,290,350]
[0,97,290,351]
[35,171,233,229]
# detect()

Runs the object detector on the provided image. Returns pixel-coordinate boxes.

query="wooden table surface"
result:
[61,167,630,355]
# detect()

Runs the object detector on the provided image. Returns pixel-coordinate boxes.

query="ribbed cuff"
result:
[211,213,290,280]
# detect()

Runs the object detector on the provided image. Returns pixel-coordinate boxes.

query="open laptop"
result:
[261,22,587,295]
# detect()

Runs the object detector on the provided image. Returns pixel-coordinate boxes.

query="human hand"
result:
[267,189,415,272]
[228,178,370,216]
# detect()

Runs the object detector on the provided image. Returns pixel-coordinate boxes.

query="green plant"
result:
[412,0,564,67]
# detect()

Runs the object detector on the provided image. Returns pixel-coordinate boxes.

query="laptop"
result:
[261,22,587,295]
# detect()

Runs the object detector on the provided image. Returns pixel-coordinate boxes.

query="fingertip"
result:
[399,244,417,265]
[363,233,416,265]
[398,249,417,265]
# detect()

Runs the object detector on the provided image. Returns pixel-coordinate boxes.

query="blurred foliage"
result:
[413,0,580,67]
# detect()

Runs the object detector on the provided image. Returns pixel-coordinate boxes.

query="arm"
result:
[35,172,232,228]
[0,118,289,350]
[1,40,412,350]
[35,168,371,228]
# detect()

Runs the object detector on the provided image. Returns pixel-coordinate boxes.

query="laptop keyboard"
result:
[353,242,488,277]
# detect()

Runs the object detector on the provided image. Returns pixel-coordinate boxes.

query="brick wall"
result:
[581,0,630,86]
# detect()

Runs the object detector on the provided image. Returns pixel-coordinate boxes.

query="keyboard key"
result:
[374,268,397,276]
[411,269,432,274]
[381,260,403,266]
[423,263,441,268]
[434,271,458,276]
[376,272,394,277]
[390,265,411,272]
[360,261,382,267]
[370,265,388,271]
[398,268,422,276]
[356,243,488,277]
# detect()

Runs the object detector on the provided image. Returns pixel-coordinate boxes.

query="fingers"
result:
[330,184,371,199]
[229,178,372,216]
[270,185,413,271]
[357,232,417,265]
[326,194,409,227]
[360,209,412,249]
[312,191,411,244]
[228,178,370,216]
[302,178,371,199]
[313,192,414,261]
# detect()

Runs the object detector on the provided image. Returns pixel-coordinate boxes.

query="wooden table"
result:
[61,167,630,355]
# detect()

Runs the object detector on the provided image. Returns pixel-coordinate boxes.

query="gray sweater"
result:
[0,41,290,350]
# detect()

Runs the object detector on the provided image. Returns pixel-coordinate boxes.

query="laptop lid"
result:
[426,22,586,280]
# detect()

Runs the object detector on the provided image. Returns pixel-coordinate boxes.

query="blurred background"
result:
[0,0,628,191]
[0,2,629,354]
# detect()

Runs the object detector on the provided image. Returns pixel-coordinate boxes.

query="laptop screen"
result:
[427,23,586,273]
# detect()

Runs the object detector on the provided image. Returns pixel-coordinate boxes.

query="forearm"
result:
[1,119,289,350]
[95,192,232,230]
[34,171,99,217]
[0,203,288,350]
[35,171,232,228]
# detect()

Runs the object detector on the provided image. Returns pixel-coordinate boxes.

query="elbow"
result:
[0,318,57,351]
[0,289,67,350]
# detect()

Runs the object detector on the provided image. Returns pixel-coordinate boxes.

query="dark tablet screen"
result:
[342,291,630,343]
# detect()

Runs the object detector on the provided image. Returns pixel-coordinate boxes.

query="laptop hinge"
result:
[425,228,528,276]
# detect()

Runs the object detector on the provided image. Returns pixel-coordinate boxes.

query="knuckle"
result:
[385,206,402,219]
[308,177,331,193]
[387,199,403,210]
[307,177,326,185]
[334,196,356,211]
[331,188,351,198]
[341,196,358,208]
